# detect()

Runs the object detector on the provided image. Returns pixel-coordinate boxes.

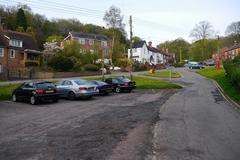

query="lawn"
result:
[197,67,240,104]
[84,76,182,89]
[0,83,21,101]
[144,70,181,78]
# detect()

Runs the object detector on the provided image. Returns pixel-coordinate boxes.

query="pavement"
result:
[152,68,240,160]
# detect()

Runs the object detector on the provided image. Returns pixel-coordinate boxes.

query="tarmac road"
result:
[152,68,240,160]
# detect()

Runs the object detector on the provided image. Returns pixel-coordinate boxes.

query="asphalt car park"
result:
[0,89,176,160]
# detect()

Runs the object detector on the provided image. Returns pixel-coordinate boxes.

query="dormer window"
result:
[101,41,107,47]
[9,39,23,48]
[89,39,94,45]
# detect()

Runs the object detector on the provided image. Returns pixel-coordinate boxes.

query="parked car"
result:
[12,81,59,105]
[56,79,99,100]
[88,80,113,95]
[105,77,136,93]
[188,62,205,69]
[204,59,215,66]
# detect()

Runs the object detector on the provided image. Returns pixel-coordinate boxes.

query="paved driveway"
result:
[152,68,240,160]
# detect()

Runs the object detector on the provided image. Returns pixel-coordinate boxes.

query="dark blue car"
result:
[89,80,113,95]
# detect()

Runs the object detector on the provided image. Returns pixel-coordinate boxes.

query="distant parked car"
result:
[56,79,99,100]
[188,62,205,69]
[204,59,215,66]
[105,77,136,93]
[12,81,59,105]
[88,80,113,95]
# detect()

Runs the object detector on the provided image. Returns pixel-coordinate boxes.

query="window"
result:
[90,49,94,54]
[0,48,4,57]
[101,41,107,47]
[79,38,85,45]
[9,39,23,47]
[0,64,2,73]
[89,39,94,45]
[9,49,15,58]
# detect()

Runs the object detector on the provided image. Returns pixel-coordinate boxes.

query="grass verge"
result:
[196,67,240,104]
[144,70,181,78]
[0,76,181,101]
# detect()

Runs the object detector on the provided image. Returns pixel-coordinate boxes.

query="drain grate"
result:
[211,89,224,103]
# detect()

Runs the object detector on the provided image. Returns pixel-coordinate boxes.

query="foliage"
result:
[16,8,28,31]
[225,21,240,36]
[158,38,191,62]
[25,61,39,67]
[46,35,63,45]
[223,55,240,87]
[83,64,99,71]
[172,62,185,67]
[197,67,240,103]
[133,62,148,71]
[0,84,21,100]
[116,58,133,69]
[47,55,74,71]
[132,36,143,43]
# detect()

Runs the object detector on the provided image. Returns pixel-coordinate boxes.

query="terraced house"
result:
[63,32,111,58]
[0,29,41,73]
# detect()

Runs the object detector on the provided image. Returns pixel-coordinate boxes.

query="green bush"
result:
[83,64,99,71]
[172,62,185,67]
[223,55,240,88]
[133,62,148,71]
[25,61,39,67]
[47,55,74,71]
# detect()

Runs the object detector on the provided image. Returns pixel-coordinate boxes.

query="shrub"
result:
[83,64,99,71]
[25,61,39,67]
[133,62,148,71]
[223,55,240,88]
[47,55,74,71]
[172,62,185,67]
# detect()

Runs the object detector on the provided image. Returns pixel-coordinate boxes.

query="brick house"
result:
[0,29,42,73]
[63,32,111,58]
[212,44,240,62]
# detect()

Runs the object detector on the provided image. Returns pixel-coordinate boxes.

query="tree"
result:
[103,6,125,65]
[190,21,215,60]
[16,8,28,31]
[132,36,143,43]
[225,21,240,44]
[226,21,240,36]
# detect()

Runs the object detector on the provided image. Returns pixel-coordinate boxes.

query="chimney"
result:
[148,41,152,47]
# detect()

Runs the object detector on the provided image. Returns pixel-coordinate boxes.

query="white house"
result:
[128,41,165,65]
[127,41,149,63]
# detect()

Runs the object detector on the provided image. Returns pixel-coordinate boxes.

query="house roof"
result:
[132,41,146,48]
[69,32,110,41]
[227,43,240,51]
[0,30,40,51]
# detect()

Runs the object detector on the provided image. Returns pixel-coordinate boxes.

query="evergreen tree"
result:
[16,8,28,31]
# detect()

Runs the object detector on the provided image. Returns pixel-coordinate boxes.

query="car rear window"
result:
[74,80,88,85]
[117,78,130,82]
[35,82,55,88]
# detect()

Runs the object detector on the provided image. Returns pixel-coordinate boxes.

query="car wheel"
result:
[12,94,18,102]
[30,96,38,105]
[115,87,121,93]
[68,91,76,100]
[53,98,58,103]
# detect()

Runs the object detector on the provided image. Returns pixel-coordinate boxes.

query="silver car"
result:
[56,79,99,100]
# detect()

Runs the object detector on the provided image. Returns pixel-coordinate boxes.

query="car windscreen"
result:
[35,82,55,89]
[95,81,107,85]
[116,78,131,82]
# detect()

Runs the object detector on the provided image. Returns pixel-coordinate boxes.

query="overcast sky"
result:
[2,0,240,46]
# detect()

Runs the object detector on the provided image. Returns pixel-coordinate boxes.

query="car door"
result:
[21,83,35,100]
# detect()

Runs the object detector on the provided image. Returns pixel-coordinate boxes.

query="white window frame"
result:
[9,49,15,58]
[89,39,94,45]
[9,39,23,48]
[0,48,4,57]
[0,64,2,73]
[79,38,85,45]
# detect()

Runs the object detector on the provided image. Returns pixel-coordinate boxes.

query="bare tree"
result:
[190,21,214,60]
[103,6,125,66]
[190,21,214,41]
[225,21,240,36]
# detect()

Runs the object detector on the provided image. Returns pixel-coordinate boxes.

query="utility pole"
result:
[129,15,133,80]
[179,47,182,63]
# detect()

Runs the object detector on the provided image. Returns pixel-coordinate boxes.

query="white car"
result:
[56,79,99,100]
